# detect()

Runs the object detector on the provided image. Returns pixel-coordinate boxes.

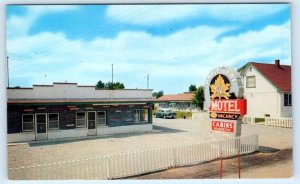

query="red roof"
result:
[156,92,194,102]
[251,62,291,92]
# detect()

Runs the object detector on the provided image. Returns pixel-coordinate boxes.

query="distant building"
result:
[155,92,196,110]
[238,60,292,118]
[7,83,153,143]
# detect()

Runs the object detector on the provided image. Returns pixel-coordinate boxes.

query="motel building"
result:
[7,82,153,143]
[155,92,196,111]
[238,60,292,118]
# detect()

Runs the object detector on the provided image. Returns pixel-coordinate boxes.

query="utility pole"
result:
[145,74,149,89]
[112,64,114,84]
[7,56,9,88]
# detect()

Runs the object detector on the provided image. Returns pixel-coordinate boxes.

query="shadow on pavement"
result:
[258,146,280,153]
[152,125,185,133]
[28,125,184,147]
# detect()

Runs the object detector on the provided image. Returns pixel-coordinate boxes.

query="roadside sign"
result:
[204,67,246,137]
[211,120,234,132]
[209,99,247,115]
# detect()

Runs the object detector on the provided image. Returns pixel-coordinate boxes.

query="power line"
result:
[8,5,159,64]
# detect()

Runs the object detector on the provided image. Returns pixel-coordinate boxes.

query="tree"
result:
[113,82,125,89]
[189,84,197,92]
[96,80,105,89]
[95,80,125,90]
[153,90,164,99]
[105,82,114,89]
[192,86,205,110]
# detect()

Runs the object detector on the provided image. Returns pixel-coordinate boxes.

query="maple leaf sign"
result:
[210,75,231,99]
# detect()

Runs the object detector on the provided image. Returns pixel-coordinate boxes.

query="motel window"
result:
[246,76,256,88]
[97,111,106,126]
[76,112,86,127]
[48,113,59,129]
[134,109,149,123]
[22,114,34,132]
[284,94,292,106]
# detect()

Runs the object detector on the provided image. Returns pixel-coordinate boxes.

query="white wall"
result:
[8,83,153,100]
[7,125,153,143]
[242,65,280,118]
[48,128,88,139]
[7,132,35,143]
[280,93,292,117]
[97,124,153,135]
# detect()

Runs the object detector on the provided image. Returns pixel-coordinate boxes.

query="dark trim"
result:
[8,101,153,106]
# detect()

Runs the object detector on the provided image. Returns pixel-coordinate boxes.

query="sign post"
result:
[204,67,246,137]
[204,67,247,178]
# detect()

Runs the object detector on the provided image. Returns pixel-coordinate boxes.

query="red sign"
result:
[209,99,247,115]
[211,120,234,132]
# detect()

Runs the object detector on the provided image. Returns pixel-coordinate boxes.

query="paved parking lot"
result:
[8,116,292,169]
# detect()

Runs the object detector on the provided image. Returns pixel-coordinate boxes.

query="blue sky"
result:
[6,4,291,94]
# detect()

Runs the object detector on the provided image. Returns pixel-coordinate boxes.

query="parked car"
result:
[155,109,176,119]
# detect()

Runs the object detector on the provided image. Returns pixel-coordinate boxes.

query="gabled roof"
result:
[156,92,194,102]
[240,62,291,92]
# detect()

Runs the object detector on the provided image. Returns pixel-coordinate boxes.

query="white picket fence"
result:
[242,116,256,124]
[265,117,292,128]
[9,134,258,180]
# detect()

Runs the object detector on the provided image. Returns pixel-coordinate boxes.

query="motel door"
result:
[35,113,48,140]
[87,111,97,136]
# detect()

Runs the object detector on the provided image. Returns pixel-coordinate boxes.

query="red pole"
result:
[238,147,241,178]
[220,153,223,179]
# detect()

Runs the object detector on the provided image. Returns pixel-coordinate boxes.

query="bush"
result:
[255,118,265,123]
[175,111,192,119]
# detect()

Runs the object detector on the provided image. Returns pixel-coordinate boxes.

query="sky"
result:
[6,3,291,94]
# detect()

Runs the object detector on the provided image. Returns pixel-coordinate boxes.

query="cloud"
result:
[106,4,288,26]
[207,4,288,22]
[106,5,201,26]
[6,5,79,38]
[7,19,291,93]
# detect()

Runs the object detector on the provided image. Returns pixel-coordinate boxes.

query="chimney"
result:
[275,59,280,67]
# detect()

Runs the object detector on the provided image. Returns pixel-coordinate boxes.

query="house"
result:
[238,60,292,118]
[7,82,153,143]
[155,92,196,110]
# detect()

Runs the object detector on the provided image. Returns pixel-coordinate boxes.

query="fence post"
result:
[172,146,177,167]
[219,140,223,179]
[106,156,111,179]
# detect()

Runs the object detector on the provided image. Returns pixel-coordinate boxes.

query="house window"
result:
[97,111,106,126]
[48,113,59,129]
[134,109,149,123]
[134,110,140,123]
[246,76,256,88]
[76,112,86,127]
[22,114,34,132]
[284,93,292,106]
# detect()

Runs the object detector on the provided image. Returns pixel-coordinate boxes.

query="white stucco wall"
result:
[7,125,153,143]
[7,132,36,143]
[7,83,153,100]
[242,65,281,118]
[97,124,153,135]
[48,128,88,139]
[280,93,292,117]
